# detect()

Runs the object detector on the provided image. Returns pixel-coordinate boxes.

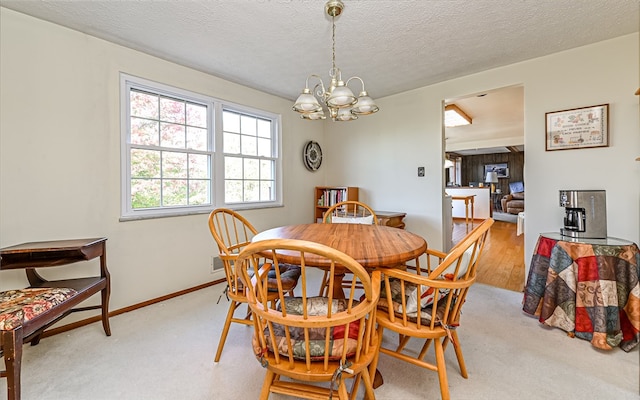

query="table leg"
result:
[332,272,346,299]
[99,251,112,336]
[470,197,475,228]
[2,326,23,400]
[464,199,470,232]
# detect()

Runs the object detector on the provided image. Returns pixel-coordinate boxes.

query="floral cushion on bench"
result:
[0,288,78,331]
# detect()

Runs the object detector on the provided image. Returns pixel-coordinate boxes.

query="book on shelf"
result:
[319,188,347,207]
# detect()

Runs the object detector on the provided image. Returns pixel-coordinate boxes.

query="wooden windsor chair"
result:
[237,238,381,400]
[318,200,379,297]
[208,208,301,362]
[370,218,494,400]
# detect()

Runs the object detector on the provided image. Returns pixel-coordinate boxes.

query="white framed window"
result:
[120,74,282,220]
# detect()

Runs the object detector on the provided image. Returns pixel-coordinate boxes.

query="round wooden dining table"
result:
[252,223,427,296]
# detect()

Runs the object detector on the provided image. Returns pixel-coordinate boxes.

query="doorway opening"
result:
[443,85,525,292]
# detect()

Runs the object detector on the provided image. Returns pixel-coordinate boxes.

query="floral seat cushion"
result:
[240,263,301,293]
[0,288,78,331]
[378,280,451,325]
[378,244,477,324]
[253,297,360,360]
[265,263,302,292]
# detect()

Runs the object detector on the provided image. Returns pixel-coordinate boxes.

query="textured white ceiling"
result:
[1,0,638,102]
[2,1,637,154]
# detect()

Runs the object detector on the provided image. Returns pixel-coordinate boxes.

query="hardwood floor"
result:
[452,217,525,292]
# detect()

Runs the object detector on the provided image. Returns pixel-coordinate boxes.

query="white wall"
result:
[324,34,640,277]
[323,88,447,245]
[0,9,325,312]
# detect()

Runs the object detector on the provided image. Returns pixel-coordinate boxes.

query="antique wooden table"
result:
[0,238,112,400]
[374,211,407,229]
[0,238,112,338]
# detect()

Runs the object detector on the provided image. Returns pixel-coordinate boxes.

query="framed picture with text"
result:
[545,104,609,151]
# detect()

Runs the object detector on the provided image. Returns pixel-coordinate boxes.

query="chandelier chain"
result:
[331,14,336,74]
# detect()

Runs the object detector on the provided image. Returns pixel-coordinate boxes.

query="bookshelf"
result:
[314,186,358,223]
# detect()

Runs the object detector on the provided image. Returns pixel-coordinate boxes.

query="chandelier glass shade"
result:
[292,0,379,121]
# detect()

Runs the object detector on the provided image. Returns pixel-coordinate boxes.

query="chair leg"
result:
[397,334,411,352]
[449,331,468,378]
[348,374,361,400]
[418,338,433,360]
[434,339,450,400]
[360,368,376,400]
[338,379,349,400]
[260,369,276,400]
[214,300,240,362]
[369,325,384,389]
[2,326,23,400]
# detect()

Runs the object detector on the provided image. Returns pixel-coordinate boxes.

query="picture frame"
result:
[484,163,509,178]
[545,104,609,151]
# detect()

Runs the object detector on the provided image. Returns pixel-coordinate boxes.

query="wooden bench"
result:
[0,238,111,400]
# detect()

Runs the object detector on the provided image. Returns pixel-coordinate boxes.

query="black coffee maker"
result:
[559,190,607,239]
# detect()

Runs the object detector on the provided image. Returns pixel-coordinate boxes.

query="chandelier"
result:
[292,0,379,121]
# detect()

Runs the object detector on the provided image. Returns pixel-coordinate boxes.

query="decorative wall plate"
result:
[303,141,322,171]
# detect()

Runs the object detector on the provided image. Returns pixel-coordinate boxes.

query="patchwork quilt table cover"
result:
[522,233,640,352]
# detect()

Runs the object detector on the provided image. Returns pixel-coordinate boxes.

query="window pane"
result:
[123,76,279,217]
[189,180,210,205]
[244,158,259,179]
[130,91,159,119]
[240,115,256,136]
[241,135,257,156]
[221,107,277,207]
[162,179,188,206]
[225,156,242,179]
[260,181,274,201]
[225,180,242,202]
[223,111,240,133]
[160,123,186,148]
[224,132,241,154]
[131,149,160,178]
[186,103,206,128]
[187,126,207,151]
[189,154,209,179]
[257,137,271,157]
[257,119,271,138]
[131,117,159,146]
[131,178,161,208]
[160,97,185,123]
[260,160,273,179]
[243,180,259,202]
[162,151,188,178]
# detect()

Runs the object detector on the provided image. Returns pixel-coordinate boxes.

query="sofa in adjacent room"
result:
[501,181,524,214]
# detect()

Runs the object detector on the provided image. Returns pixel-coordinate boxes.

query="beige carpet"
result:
[2,274,638,399]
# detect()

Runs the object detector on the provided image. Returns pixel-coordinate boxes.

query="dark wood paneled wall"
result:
[460,152,524,194]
